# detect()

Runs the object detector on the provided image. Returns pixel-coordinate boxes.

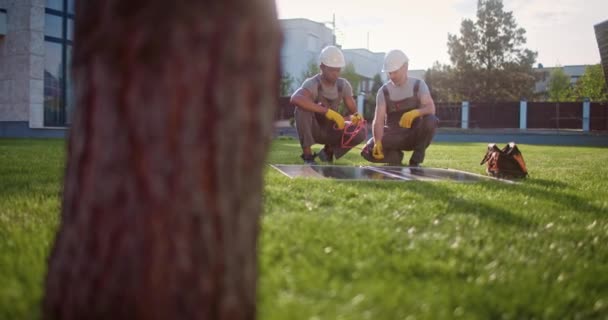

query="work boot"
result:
[408,160,423,175]
[317,145,334,163]
[300,153,317,165]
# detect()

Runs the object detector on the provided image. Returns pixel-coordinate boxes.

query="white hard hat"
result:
[382,50,409,72]
[319,45,346,68]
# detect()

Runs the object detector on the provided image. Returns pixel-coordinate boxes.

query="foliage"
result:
[445,0,537,102]
[371,73,383,95]
[547,67,574,102]
[297,59,320,85]
[363,73,384,120]
[340,62,361,95]
[337,63,361,115]
[572,64,608,101]
[280,72,295,96]
[426,63,461,103]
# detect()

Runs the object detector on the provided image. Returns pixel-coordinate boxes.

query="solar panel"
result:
[270,164,510,183]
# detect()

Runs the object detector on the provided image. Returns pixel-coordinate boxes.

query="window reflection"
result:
[44,42,64,126]
[44,0,75,127]
[67,18,73,40]
[45,14,62,38]
[46,0,63,11]
[65,46,74,124]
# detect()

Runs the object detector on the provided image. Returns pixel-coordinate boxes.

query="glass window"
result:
[44,0,76,127]
[44,42,64,126]
[46,0,63,11]
[44,42,62,90]
[65,45,74,125]
[45,14,63,38]
[67,18,74,40]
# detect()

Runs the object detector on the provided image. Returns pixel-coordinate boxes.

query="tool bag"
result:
[480,142,528,179]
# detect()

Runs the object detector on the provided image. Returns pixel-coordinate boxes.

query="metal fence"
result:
[434,103,462,128]
[469,102,520,129]
[527,102,582,129]
[591,101,608,131]
[276,98,608,131]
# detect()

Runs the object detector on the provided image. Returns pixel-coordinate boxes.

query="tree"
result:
[333,62,362,115]
[341,62,361,95]
[43,1,281,319]
[370,73,383,95]
[446,0,537,101]
[572,64,608,101]
[547,68,574,102]
[425,63,462,103]
[297,58,320,85]
[363,73,384,120]
[280,72,295,96]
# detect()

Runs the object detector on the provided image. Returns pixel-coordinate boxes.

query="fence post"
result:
[461,101,469,129]
[583,98,590,132]
[357,92,365,115]
[519,99,527,129]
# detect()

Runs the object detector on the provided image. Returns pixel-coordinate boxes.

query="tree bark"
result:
[43,1,281,319]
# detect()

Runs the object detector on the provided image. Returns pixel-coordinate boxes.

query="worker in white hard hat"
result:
[290,45,365,164]
[361,49,438,166]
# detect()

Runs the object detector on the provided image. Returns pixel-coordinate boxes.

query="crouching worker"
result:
[291,45,366,164]
[361,49,438,166]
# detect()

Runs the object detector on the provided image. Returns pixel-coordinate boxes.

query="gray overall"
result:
[295,77,366,159]
[361,79,438,165]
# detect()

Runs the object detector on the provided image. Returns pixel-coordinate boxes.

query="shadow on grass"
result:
[482,178,606,219]
[343,172,604,229]
[349,180,536,229]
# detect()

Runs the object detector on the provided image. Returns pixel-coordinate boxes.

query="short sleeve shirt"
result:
[376,77,430,108]
[301,74,353,106]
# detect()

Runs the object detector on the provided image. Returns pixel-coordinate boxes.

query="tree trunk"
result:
[43,1,281,319]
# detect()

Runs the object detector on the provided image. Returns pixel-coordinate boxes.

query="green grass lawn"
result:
[1,138,607,319]
[0,139,64,320]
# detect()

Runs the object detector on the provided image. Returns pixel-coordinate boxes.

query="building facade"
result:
[280,18,335,92]
[0,0,73,137]
[533,65,589,96]
[342,48,384,93]
[280,18,394,95]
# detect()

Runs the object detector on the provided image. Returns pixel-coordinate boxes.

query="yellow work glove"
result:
[372,141,384,160]
[325,108,345,129]
[399,109,422,128]
[350,112,363,125]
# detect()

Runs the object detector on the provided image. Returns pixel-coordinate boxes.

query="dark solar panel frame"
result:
[270,164,512,183]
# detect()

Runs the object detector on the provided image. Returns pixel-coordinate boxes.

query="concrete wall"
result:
[279,19,392,95]
[343,48,384,79]
[280,18,335,92]
[0,0,45,128]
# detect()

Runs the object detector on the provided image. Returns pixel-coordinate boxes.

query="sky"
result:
[275,0,608,70]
